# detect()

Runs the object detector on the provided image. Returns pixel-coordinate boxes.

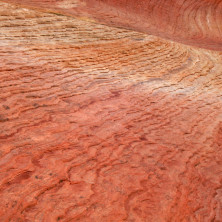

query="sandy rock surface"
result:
[1,0,222,50]
[0,1,222,221]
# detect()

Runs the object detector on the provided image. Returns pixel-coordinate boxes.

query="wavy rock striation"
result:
[0,1,222,222]
[1,0,222,50]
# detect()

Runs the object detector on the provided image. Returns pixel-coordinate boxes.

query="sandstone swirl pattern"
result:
[0,2,222,222]
[1,0,222,50]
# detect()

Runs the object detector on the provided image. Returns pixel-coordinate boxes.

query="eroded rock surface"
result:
[2,0,222,50]
[0,2,222,221]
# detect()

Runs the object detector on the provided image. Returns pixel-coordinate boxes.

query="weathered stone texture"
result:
[0,2,222,221]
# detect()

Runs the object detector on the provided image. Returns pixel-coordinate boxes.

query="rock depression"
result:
[0,1,222,222]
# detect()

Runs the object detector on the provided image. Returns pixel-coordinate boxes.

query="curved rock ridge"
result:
[1,0,222,50]
[0,2,222,222]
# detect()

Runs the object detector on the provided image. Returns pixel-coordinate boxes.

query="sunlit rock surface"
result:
[0,1,222,221]
[1,0,222,50]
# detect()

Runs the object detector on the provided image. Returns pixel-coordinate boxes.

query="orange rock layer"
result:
[0,1,222,222]
[1,0,222,50]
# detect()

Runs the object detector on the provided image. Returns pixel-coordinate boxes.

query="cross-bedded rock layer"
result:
[0,2,222,222]
[1,0,222,50]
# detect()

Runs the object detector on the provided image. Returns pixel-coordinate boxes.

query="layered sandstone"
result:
[1,0,222,50]
[0,1,222,222]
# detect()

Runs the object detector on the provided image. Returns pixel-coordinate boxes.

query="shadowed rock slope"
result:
[0,2,222,221]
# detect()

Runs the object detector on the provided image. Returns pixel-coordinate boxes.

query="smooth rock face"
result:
[2,0,222,50]
[0,1,222,222]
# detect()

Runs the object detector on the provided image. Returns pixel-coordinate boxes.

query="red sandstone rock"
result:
[1,0,222,50]
[0,1,222,222]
